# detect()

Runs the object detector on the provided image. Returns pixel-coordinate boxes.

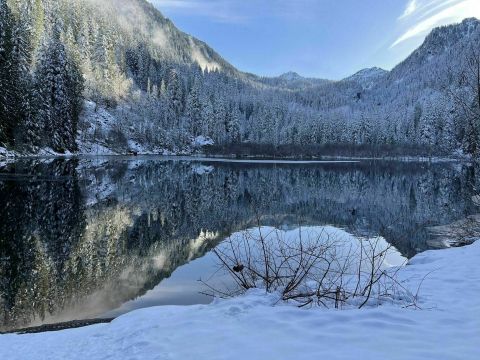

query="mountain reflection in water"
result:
[0,157,476,331]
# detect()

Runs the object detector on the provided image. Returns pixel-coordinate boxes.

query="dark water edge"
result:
[0,318,114,335]
[201,143,456,159]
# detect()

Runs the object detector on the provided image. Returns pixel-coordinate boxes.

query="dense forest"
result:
[1,0,480,156]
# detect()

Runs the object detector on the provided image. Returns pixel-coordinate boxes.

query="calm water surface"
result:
[0,157,477,331]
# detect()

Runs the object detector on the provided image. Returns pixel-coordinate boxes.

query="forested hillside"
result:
[0,0,479,156]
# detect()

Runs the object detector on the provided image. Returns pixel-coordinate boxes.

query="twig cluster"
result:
[204,225,412,309]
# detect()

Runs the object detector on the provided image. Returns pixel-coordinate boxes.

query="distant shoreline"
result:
[0,151,469,164]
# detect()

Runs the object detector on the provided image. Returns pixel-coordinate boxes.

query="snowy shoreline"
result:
[0,241,478,360]
[0,149,469,164]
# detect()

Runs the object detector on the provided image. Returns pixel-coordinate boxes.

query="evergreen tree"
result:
[0,0,19,146]
[201,94,214,137]
[226,105,241,143]
[213,95,227,143]
[165,68,182,128]
[11,0,39,151]
[463,105,479,156]
[420,104,436,147]
[186,75,202,136]
[34,22,83,153]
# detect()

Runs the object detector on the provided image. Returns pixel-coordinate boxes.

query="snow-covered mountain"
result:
[87,0,238,75]
[1,0,479,157]
[279,71,304,81]
[343,67,388,89]
[392,17,479,78]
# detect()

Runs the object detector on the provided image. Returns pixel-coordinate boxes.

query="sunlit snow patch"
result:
[192,135,214,147]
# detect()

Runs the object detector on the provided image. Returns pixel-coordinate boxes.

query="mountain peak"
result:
[343,67,388,88]
[461,17,480,26]
[278,72,304,81]
[392,17,480,77]
[349,67,387,78]
[424,17,480,46]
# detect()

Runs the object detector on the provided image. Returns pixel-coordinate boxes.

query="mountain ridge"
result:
[1,1,479,157]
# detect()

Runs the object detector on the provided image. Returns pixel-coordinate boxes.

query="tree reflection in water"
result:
[0,158,476,331]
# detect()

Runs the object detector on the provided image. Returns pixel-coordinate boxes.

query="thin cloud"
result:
[392,0,480,47]
[154,0,199,9]
[416,0,461,20]
[399,0,418,19]
[152,0,318,24]
[151,0,249,23]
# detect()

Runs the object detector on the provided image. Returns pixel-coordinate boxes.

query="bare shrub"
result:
[204,226,411,309]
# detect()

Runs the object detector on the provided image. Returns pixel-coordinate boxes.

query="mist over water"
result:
[0,157,477,331]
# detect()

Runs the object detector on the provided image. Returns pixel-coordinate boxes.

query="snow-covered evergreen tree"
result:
[0,0,19,146]
[34,21,83,152]
[186,75,202,136]
[165,68,182,129]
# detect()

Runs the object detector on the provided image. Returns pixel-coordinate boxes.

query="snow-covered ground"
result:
[192,164,215,175]
[75,101,214,156]
[0,240,478,359]
[0,146,16,159]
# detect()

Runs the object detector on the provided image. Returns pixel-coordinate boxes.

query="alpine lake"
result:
[0,156,478,332]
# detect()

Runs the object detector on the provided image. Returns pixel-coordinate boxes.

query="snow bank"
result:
[0,146,16,159]
[192,164,214,175]
[0,147,15,168]
[192,135,214,147]
[0,241,479,359]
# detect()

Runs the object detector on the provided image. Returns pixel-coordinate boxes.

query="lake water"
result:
[0,157,477,331]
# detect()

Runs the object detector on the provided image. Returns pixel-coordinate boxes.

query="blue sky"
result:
[151,0,480,79]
